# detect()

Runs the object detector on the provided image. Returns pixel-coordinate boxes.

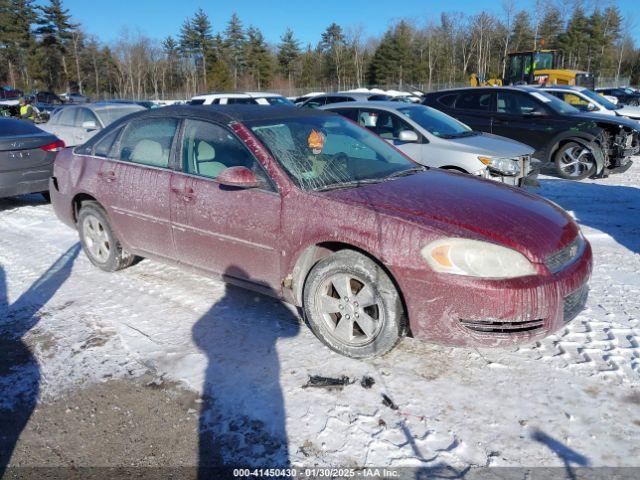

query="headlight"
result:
[478,156,521,176]
[421,238,537,278]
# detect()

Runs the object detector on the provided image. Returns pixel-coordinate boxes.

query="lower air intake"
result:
[459,318,544,334]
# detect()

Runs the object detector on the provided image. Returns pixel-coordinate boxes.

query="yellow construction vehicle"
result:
[470,47,596,89]
[504,49,595,88]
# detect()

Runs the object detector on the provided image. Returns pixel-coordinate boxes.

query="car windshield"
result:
[264,96,294,106]
[398,106,475,138]
[533,90,580,114]
[580,88,620,110]
[94,106,144,126]
[249,115,419,191]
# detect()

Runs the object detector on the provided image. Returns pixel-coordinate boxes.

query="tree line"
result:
[0,0,638,100]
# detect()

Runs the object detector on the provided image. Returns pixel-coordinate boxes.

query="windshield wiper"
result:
[314,178,387,192]
[383,166,426,180]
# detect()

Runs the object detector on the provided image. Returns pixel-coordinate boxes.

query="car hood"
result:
[438,132,534,157]
[615,106,640,120]
[569,111,640,131]
[321,170,577,262]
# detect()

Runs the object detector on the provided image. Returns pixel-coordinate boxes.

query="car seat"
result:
[130,139,167,167]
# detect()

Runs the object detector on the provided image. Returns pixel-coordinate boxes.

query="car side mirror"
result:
[216,166,261,189]
[82,120,97,130]
[587,102,598,111]
[397,130,419,142]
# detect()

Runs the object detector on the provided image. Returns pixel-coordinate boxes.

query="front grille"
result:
[563,284,588,322]
[545,234,585,274]
[459,318,544,334]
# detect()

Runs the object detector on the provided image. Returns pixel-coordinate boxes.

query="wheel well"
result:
[549,136,599,162]
[72,193,99,223]
[290,241,412,337]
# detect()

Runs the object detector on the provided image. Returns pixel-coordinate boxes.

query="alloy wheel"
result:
[315,273,384,347]
[559,145,594,178]
[82,214,111,263]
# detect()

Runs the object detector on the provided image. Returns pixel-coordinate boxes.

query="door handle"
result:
[171,186,194,202]
[98,171,116,182]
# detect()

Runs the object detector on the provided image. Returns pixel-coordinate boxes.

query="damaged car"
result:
[50,105,592,358]
[423,86,639,180]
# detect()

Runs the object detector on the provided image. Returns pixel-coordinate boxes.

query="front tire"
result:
[77,202,136,272]
[554,141,597,180]
[303,250,404,358]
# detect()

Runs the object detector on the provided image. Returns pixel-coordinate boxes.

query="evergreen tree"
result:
[277,28,301,86]
[223,13,246,89]
[319,23,346,88]
[537,6,563,49]
[179,8,213,90]
[244,26,272,89]
[510,11,534,52]
[0,0,37,88]
[35,0,77,90]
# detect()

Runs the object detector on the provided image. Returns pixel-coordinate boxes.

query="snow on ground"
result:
[1,162,639,469]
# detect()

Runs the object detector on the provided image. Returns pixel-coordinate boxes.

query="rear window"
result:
[0,118,43,136]
[189,99,206,105]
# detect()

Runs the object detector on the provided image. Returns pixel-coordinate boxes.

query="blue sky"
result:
[60,0,639,45]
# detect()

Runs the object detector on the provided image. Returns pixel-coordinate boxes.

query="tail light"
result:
[40,139,66,152]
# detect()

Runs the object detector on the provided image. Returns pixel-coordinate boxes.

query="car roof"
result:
[128,104,337,124]
[321,101,423,111]
[541,85,586,92]
[191,92,284,100]
[427,85,541,94]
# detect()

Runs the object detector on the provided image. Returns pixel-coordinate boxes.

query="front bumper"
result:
[401,241,593,347]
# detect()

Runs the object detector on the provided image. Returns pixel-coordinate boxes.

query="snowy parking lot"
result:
[1,163,639,472]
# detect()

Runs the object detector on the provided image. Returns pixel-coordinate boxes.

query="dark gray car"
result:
[0,118,64,199]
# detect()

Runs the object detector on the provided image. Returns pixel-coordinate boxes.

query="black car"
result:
[27,91,65,119]
[423,86,639,180]
[595,87,640,107]
[0,118,64,199]
[299,92,391,109]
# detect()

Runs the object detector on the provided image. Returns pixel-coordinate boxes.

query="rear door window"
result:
[455,92,492,111]
[117,118,178,168]
[437,94,458,108]
[496,92,543,115]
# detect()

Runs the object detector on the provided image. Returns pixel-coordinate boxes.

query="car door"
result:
[47,107,78,146]
[97,117,178,259]
[447,91,494,133]
[491,90,553,151]
[356,108,424,162]
[170,118,282,288]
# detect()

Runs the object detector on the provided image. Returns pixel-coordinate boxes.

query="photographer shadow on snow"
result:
[536,178,640,255]
[0,243,80,476]
[193,265,300,473]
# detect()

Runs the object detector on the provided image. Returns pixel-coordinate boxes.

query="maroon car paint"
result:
[50,117,592,348]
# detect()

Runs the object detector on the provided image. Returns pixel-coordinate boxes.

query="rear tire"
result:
[77,202,136,272]
[554,141,597,180]
[302,250,404,358]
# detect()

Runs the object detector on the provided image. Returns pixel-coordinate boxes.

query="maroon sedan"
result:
[50,105,592,358]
